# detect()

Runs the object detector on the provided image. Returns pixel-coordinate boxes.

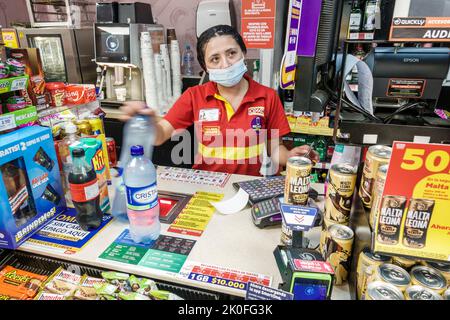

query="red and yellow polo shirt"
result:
[164,74,291,176]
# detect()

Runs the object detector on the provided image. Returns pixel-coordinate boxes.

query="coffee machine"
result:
[94,23,164,103]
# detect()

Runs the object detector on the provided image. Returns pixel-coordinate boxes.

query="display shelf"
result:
[337,120,450,145]
[0,105,38,133]
[0,75,29,95]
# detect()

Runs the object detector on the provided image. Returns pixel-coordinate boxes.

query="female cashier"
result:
[120,25,318,176]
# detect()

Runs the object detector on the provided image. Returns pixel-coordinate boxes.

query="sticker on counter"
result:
[178,262,272,293]
[24,208,113,255]
[99,230,196,273]
[167,191,224,237]
[158,167,230,188]
[246,282,293,300]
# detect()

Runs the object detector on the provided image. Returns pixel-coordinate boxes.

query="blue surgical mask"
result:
[207,58,247,87]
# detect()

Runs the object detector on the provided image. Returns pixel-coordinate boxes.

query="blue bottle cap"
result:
[130,145,144,156]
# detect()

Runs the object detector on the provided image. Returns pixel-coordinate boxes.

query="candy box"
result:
[69,137,111,214]
[0,126,66,249]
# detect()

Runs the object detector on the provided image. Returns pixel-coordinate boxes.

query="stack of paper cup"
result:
[154,53,165,111]
[170,39,182,99]
[160,44,172,99]
[140,32,159,111]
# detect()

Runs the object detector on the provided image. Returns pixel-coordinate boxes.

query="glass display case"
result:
[17,27,96,84]
[26,0,96,28]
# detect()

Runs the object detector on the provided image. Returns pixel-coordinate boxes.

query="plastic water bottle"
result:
[124,145,160,243]
[111,114,155,221]
[182,44,194,76]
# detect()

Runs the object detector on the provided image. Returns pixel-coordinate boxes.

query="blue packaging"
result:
[0,126,66,249]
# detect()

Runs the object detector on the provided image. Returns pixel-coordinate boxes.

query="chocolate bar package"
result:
[0,266,47,298]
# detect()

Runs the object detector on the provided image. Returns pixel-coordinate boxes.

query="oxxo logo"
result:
[393,17,426,26]
[133,186,157,204]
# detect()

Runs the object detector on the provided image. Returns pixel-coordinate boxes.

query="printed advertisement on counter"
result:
[373,141,450,262]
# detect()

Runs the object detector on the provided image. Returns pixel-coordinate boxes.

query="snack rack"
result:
[0,250,228,300]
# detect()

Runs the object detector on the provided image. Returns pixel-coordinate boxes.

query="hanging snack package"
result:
[101,271,130,291]
[150,290,184,300]
[93,282,120,300]
[128,275,158,297]
[118,291,151,300]
[43,267,83,297]
[73,275,106,300]
[0,266,47,298]
[0,284,30,300]
[34,291,66,300]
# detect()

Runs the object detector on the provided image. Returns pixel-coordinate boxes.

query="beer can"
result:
[369,164,388,229]
[284,156,312,206]
[444,288,450,300]
[75,120,92,137]
[376,195,407,245]
[403,198,435,249]
[405,285,443,300]
[33,147,55,172]
[106,137,117,167]
[88,117,105,135]
[366,263,411,293]
[365,281,404,300]
[424,261,450,286]
[325,163,357,224]
[321,224,354,285]
[410,266,447,294]
[391,255,418,271]
[359,145,392,209]
[356,247,392,300]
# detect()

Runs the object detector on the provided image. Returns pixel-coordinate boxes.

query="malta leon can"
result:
[402,198,435,249]
[376,195,406,245]
[325,163,357,224]
[321,224,354,285]
[365,281,404,300]
[359,145,392,209]
[356,247,392,300]
[369,164,388,229]
[410,266,447,295]
[365,263,411,294]
[284,156,312,206]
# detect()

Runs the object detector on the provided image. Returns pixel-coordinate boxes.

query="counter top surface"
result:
[20,166,351,299]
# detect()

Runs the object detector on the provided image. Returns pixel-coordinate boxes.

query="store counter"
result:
[19,166,351,299]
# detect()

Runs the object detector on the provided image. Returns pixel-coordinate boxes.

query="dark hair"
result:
[196,24,247,71]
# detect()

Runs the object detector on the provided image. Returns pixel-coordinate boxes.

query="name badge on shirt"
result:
[199,108,220,121]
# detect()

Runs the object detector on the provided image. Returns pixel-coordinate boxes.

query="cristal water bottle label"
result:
[126,182,158,211]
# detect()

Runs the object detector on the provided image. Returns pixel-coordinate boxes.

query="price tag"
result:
[364,33,374,40]
[280,205,318,231]
[0,114,16,131]
[10,77,27,91]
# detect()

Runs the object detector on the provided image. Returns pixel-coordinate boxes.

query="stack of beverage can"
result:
[356,248,449,300]
[320,163,358,285]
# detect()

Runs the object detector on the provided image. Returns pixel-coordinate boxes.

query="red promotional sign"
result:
[293,260,335,274]
[373,141,450,262]
[241,0,276,49]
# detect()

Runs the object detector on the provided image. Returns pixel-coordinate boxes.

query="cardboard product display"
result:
[0,126,66,249]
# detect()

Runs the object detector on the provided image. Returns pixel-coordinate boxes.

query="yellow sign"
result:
[2,30,19,48]
[373,142,450,262]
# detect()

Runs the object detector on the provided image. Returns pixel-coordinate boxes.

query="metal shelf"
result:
[337,120,450,145]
